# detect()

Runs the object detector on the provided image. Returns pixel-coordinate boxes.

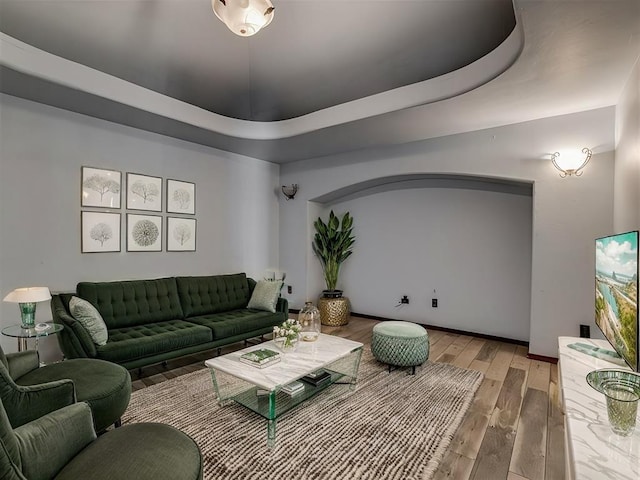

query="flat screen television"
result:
[595,230,639,371]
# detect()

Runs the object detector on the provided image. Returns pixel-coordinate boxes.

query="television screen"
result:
[595,230,639,371]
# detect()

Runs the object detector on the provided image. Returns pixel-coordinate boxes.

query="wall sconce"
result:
[281,184,298,200]
[551,148,592,177]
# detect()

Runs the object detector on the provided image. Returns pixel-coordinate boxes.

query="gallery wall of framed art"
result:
[80,166,196,253]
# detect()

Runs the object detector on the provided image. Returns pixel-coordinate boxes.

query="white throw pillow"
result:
[69,296,108,346]
[247,280,283,313]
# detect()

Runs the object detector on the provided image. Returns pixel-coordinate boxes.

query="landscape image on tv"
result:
[595,231,638,371]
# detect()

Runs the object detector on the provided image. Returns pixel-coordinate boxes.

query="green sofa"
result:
[51,273,287,369]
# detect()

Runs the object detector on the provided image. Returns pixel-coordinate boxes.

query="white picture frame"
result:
[81,167,121,208]
[81,211,121,253]
[126,173,162,212]
[127,214,162,252]
[166,179,195,215]
[167,217,196,252]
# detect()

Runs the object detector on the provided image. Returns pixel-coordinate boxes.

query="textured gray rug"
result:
[123,350,483,480]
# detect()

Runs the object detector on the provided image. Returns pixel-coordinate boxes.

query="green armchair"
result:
[0,395,203,480]
[0,346,131,432]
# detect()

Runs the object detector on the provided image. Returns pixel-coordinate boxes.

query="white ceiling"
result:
[0,0,639,163]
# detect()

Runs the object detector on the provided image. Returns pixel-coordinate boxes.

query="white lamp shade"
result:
[554,150,585,171]
[3,287,52,304]
[212,0,274,37]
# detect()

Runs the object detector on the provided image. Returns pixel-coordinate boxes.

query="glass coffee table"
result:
[205,333,363,446]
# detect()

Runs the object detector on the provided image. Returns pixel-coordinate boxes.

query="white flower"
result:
[274,319,302,347]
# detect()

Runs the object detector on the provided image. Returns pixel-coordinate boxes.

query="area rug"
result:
[123,350,483,480]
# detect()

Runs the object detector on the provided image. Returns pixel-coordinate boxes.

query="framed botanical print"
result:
[167,217,196,252]
[81,167,121,208]
[126,173,162,212]
[81,211,121,253]
[127,214,162,252]
[167,179,195,215]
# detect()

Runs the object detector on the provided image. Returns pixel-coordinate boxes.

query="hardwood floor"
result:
[130,317,565,480]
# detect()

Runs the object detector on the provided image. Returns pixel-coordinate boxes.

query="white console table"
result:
[558,336,639,479]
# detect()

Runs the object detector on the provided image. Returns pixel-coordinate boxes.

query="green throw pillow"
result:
[247,280,282,313]
[69,296,108,346]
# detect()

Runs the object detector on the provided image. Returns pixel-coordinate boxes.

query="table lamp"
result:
[3,287,52,328]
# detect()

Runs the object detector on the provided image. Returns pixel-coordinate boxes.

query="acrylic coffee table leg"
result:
[208,369,236,406]
[267,390,277,447]
[349,347,363,391]
[267,419,277,447]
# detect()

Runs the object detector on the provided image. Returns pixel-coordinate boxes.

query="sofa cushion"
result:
[69,297,108,346]
[247,280,282,313]
[186,309,286,340]
[176,274,251,317]
[95,320,211,364]
[77,278,183,329]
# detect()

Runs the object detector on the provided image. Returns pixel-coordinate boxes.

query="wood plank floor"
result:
[130,317,565,480]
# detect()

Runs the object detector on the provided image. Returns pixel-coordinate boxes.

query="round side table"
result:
[2,322,64,352]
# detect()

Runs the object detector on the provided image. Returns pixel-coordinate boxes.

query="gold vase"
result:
[318,296,350,326]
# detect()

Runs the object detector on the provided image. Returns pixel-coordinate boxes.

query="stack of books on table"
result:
[239,348,281,368]
[281,381,305,396]
[301,370,332,387]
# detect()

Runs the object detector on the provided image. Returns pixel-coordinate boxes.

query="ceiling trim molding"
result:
[311,173,533,205]
[0,19,523,141]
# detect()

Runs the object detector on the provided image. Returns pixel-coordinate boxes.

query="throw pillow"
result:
[69,296,108,346]
[247,280,283,313]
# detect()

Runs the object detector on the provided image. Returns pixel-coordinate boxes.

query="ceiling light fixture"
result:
[551,147,592,177]
[212,0,275,37]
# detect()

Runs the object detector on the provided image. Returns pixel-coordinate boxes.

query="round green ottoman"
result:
[371,321,429,374]
[15,358,131,432]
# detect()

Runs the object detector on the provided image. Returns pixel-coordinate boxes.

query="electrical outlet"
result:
[401,295,409,304]
[432,298,438,308]
[287,285,292,294]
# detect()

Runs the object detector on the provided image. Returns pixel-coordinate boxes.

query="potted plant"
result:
[312,210,355,325]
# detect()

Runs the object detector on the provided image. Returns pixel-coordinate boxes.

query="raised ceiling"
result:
[0,0,639,163]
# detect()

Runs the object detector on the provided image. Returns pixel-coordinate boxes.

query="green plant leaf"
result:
[312,211,356,291]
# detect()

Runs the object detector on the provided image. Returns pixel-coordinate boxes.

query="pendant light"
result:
[212,0,275,37]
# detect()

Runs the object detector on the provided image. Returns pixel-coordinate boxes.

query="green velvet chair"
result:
[0,393,203,480]
[0,345,131,432]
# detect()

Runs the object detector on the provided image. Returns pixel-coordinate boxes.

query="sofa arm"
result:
[15,402,96,480]
[276,297,288,315]
[0,364,76,429]
[5,351,39,381]
[51,295,97,359]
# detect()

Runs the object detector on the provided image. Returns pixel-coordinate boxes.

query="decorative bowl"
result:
[586,369,640,395]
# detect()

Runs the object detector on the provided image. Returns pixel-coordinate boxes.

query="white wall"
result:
[614,58,640,231]
[0,94,280,357]
[279,108,615,358]
[326,187,532,341]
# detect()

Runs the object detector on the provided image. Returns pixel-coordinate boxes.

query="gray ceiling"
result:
[0,0,515,121]
[1,0,639,163]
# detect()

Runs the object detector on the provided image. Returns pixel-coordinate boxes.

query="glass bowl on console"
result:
[586,369,640,437]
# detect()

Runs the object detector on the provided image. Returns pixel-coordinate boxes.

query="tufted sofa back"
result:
[176,273,252,318]
[77,278,184,329]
